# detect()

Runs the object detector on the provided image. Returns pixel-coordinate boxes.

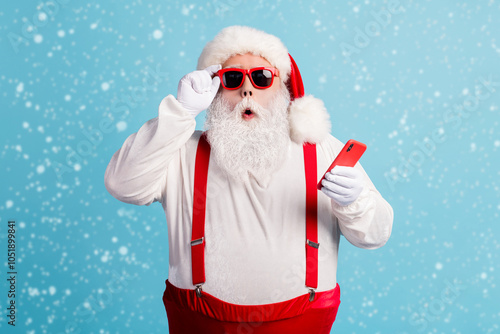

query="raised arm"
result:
[104,64,221,206]
[104,95,196,206]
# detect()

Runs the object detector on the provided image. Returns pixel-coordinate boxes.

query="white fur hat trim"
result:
[197,25,291,82]
[288,95,331,144]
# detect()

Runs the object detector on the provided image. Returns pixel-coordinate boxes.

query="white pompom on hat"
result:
[197,25,331,144]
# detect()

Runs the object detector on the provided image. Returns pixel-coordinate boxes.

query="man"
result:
[105,26,393,333]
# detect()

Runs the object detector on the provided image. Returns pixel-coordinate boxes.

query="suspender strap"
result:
[191,133,319,295]
[303,143,319,290]
[191,133,210,286]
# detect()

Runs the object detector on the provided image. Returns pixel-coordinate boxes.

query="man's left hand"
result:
[320,166,364,207]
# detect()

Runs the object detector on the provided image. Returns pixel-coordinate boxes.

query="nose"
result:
[240,73,253,98]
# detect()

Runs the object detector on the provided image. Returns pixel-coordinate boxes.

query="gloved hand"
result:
[177,64,222,118]
[320,165,365,207]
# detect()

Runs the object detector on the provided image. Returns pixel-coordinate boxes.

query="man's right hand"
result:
[176,64,221,118]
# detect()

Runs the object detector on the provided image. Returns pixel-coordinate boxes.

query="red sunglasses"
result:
[216,67,279,90]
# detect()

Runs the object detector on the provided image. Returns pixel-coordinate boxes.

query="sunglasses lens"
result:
[223,71,244,88]
[251,69,273,88]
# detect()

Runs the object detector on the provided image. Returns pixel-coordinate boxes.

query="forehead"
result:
[222,53,273,69]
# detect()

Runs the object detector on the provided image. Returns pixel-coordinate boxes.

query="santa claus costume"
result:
[105,26,393,333]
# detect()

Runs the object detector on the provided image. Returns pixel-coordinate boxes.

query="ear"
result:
[288,95,331,144]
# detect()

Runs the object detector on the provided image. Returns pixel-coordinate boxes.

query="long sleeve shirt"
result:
[104,94,394,305]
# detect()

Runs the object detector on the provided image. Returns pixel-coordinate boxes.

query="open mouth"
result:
[243,109,254,120]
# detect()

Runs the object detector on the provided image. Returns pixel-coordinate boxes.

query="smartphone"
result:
[317,139,367,190]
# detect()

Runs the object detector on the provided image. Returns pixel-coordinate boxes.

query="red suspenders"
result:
[190,133,211,293]
[303,142,319,301]
[190,133,319,301]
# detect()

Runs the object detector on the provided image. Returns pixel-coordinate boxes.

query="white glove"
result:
[176,64,221,118]
[320,165,365,207]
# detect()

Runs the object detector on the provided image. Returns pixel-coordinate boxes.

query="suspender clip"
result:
[195,284,203,298]
[308,288,316,302]
[306,239,320,249]
[191,237,204,247]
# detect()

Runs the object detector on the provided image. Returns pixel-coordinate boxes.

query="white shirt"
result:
[104,95,394,305]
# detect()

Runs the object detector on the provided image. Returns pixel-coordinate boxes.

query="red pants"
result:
[163,279,341,334]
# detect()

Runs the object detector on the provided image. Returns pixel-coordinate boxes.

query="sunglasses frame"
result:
[217,67,279,90]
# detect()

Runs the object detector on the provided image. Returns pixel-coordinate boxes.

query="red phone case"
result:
[317,139,367,190]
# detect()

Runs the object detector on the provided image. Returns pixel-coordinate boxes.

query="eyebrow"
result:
[222,64,243,69]
[222,64,272,69]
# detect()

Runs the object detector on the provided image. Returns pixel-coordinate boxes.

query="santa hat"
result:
[197,25,331,144]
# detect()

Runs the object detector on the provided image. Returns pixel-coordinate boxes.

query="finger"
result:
[191,74,205,94]
[200,72,212,92]
[331,165,360,178]
[321,187,347,203]
[211,76,221,95]
[204,64,222,76]
[321,178,349,195]
[325,172,358,189]
[198,69,217,93]
[193,72,214,94]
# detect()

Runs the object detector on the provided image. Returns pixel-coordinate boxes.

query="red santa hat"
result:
[197,25,331,144]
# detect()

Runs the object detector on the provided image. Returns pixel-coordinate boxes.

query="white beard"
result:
[204,85,291,184]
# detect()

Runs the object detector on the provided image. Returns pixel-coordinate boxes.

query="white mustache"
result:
[233,97,265,117]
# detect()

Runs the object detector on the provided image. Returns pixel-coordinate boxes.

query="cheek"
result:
[259,94,272,108]
[221,90,238,109]
[260,86,280,107]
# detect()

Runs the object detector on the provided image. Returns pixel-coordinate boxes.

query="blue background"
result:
[1,0,499,333]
